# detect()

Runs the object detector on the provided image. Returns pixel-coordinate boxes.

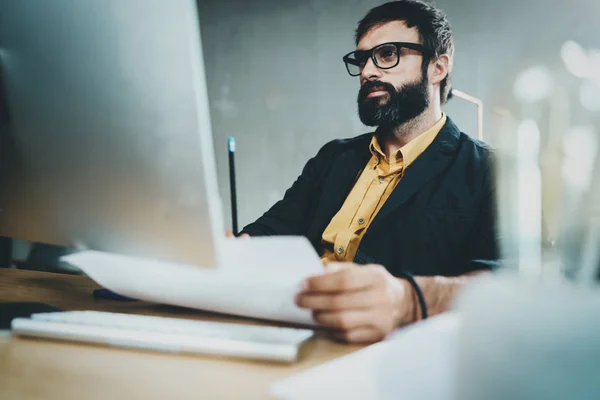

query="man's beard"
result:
[357,74,429,128]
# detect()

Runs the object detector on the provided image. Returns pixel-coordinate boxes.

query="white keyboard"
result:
[11,311,314,363]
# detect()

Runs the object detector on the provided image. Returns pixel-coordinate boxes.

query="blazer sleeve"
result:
[240,141,336,237]
[462,152,502,272]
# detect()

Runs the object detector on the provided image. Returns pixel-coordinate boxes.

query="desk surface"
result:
[0,268,363,400]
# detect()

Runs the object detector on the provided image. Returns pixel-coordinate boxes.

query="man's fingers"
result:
[296,289,380,311]
[322,262,352,274]
[332,327,385,344]
[312,309,374,330]
[303,266,379,293]
[224,229,250,239]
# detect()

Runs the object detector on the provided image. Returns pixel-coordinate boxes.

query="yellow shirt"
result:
[321,114,447,263]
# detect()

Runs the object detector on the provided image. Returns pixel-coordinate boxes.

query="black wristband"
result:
[398,271,428,320]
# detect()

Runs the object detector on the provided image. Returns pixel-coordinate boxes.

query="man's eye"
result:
[355,53,369,64]
[381,49,397,58]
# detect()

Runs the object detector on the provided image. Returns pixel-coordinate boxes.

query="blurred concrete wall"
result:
[198,0,600,228]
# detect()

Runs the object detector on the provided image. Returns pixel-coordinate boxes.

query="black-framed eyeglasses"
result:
[342,42,430,77]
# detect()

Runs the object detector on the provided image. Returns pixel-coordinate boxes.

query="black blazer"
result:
[241,117,499,277]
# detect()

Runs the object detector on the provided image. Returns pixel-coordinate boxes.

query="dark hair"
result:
[355,0,454,104]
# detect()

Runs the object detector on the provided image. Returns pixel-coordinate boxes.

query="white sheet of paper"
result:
[270,313,459,400]
[61,236,324,325]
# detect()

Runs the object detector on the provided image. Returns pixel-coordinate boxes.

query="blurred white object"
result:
[558,125,599,280]
[516,120,543,278]
[513,66,554,102]
[576,147,600,284]
[271,314,459,400]
[579,80,600,112]
[456,274,600,400]
[561,41,591,78]
[589,50,600,87]
[562,126,598,189]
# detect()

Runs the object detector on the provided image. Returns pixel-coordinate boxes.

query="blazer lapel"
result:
[372,118,462,223]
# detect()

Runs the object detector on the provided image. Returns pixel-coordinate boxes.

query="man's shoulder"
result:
[442,116,493,160]
[456,131,495,164]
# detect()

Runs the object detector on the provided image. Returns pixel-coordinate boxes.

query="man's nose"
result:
[360,57,382,82]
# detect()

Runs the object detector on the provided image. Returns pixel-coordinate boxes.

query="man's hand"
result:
[224,229,249,239]
[295,263,414,344]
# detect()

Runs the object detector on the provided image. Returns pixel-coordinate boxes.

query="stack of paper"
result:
[61,237,323,325]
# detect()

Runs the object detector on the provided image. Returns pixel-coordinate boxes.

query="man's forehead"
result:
[356,21,421,50]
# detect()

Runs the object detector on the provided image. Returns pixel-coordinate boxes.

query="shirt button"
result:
[336,246,344,254]
[357,218,365,225]
[379,177,385,183]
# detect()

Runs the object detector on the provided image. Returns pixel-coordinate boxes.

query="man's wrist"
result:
[395,277,418,327]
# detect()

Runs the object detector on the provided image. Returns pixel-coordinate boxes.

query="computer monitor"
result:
[0,0,225,266]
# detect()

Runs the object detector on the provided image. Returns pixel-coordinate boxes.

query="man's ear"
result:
[429,54,451,85]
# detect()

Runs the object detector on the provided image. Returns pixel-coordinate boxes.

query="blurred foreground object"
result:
[456,274,600,400]
[493,40,600,283]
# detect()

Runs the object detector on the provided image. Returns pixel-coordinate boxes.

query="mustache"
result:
[358,80,397,101]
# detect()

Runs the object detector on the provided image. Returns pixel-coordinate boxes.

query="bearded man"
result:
[239,0,499,343]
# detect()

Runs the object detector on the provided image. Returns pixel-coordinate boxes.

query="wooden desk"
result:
[0,269,363,399]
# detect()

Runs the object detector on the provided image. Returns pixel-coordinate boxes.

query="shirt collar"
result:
[369,113,447,169]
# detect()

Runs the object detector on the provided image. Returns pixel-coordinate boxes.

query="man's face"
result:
[356,21,430,128]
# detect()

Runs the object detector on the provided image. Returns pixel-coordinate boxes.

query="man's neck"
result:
[378,106,443,159]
